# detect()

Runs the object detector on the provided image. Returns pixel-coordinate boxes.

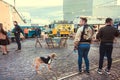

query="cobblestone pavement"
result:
[63,61,120,80]
[0,38,120,80]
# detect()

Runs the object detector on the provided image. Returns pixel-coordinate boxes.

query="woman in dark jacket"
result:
[0,23,9,55]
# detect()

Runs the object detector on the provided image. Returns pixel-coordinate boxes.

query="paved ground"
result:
[63,61,120,80]
[0,38,120,80]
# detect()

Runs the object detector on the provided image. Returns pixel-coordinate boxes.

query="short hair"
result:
[13,21,18,24]
[80,17,87,23]
[105,18,113,23]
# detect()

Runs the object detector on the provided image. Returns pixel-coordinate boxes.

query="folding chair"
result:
[35,37,42,48]
[45,38,54,48]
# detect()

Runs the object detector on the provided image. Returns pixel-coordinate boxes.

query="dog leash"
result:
[66,50,75,57]
[54,49,76,60]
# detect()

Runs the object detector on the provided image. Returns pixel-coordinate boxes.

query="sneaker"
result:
[97,69,103,74]
[78,70,82,74]
[104,69,111,75]
[84,70,90,74]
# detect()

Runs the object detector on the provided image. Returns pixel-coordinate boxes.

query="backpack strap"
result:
[80,25,88,41]
[80,25,93,43]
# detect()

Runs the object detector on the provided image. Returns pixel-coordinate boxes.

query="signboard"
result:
[55,24,74,31]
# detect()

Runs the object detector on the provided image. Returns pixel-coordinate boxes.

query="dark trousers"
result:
[78,44,90,71]
[15,36,21,50]
[99,42,113,70]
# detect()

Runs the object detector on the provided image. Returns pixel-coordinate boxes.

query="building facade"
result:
[63,0,93,22]
[93,0,120,17]
[63,0,120,22]
[0,0,24,31]
[93,0,117,6]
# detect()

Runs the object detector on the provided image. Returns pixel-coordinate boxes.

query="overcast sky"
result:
[3,0,63,24]
[4,0,63,8]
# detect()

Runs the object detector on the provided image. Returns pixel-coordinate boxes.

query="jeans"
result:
[99,42,113,70]
[78,43,90,71]
[15,36,21,50]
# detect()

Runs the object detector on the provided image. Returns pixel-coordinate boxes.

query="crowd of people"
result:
[0,18,120,75]
[74,17,119,75]
[0,21,49,54]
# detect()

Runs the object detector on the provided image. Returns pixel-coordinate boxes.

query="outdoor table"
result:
[52,37,61,44]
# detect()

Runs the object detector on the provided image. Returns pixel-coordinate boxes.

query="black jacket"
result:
[96,25,119,43]
[13,25,24,37]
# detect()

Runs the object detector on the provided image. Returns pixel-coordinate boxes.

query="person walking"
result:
[96,18,119,75]
[0,23,10,55]
[74,18,94,73]
[13,21,24,51]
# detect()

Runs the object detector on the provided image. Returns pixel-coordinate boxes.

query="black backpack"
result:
[80,25,94,43]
